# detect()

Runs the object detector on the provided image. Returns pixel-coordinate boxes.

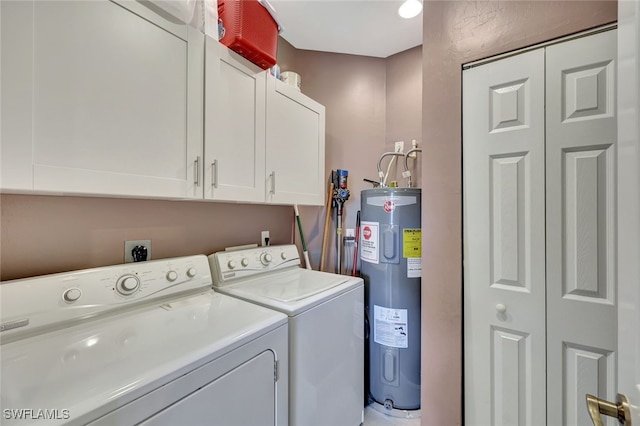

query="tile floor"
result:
[363,405,421,426]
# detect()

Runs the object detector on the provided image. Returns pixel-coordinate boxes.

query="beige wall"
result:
[0,195,293,280]
[421,1,616,425]
[278,39,422,273]
[386,46,423,186]
[279,38,387,272]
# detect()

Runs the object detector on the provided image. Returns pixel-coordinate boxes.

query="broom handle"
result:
[320,182,334,272]
[294,204,312,270]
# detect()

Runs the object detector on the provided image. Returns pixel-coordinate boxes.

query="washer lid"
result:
[0,291,286,426]
[218,268,363,315]
[248,269,351,302]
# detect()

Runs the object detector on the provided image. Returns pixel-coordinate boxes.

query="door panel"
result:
[32,1,203,198]
[564,344,614,426]
[491,154,528,289]
[1,0,204,198]
[140,351,276,425]
[204,40,266,203]
[491,327,530,426]
[463,48,546,426]
[265,77,325,205]
[546,30,617,426]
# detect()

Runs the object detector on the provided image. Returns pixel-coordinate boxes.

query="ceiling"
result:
[268,0,423,58]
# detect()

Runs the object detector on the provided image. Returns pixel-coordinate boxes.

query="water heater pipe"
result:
[402,148,422,188]
[377,152,405,187]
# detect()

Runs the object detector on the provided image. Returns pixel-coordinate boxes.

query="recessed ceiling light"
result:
[398,0,423,19]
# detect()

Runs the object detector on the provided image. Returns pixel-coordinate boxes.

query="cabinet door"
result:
[1,0,204,199]
[265,76,325,206]
[204,40,266,203]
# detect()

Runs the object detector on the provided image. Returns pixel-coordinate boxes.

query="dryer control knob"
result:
[281,252,287,260]
[260,253,273,265]
[186,267,197,278]
[241,258,249,267]
[116,275,140,295]
[166,271,178,282]
[63,288,82,303]
[227,260,237,270]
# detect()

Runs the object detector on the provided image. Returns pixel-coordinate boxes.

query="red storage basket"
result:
[218,0,279,70]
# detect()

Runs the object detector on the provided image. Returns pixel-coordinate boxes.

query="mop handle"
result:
[294,204,312,270]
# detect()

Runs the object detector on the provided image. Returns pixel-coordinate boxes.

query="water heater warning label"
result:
[374,305,408,348]
[402,228,421,258]
[360,221,379,264]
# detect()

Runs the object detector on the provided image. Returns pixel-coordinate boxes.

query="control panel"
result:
[0,255,212,341]
[209,245,301,286]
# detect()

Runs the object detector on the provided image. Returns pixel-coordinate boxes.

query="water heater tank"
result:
[360,187,421,411]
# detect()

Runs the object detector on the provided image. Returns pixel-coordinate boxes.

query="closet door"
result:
[545,30,617,426]
[463,49,546,426]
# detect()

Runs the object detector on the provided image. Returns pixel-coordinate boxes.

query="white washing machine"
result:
[0,255,288,426]
[209,244,364,426]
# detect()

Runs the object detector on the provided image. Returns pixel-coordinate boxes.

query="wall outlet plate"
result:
[261,231,270,247]
[394,141,404,153]
[124,240,151,263]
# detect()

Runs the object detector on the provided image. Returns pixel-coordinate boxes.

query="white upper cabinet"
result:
[1,1,326,205]
[1,0,204,199]
[204,40,267,203]
[265,75,325,205]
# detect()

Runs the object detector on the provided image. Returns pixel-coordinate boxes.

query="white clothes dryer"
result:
[0,255,288,426]
[209,244,364,426]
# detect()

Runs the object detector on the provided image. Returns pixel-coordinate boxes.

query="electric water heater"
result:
[360,187,421,411]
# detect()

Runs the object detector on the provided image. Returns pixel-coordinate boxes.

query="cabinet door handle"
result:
[270,171,276,194]
[194,156,200,187]
[212,160,218,188]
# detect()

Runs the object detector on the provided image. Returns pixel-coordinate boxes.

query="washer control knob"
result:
[186,267,197,278]
[227,260,237,270]
[281,252,287,260]
[166,271,178,282]
[241,258,249,267]
[116,275,140,295]
[260,253,273,265]
[63,288,82,303]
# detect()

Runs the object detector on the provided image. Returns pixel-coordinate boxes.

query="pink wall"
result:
[278,39,422,273]
[0,195,293,280]
[278,39,388,272]
[421,1,616,425]
[386,46,422,186]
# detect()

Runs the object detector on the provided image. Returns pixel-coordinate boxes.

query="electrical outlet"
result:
[394,141,404,153]
[346,228,355,238]
[261,231,270,247]
[124,240,151,263]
